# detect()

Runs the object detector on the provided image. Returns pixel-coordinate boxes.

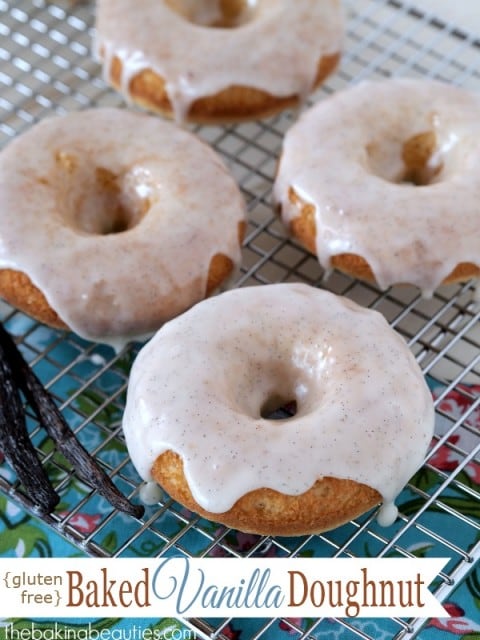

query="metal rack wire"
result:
[0,1,479,639]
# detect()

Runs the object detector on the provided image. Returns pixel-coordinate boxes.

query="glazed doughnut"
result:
[274,78,480,296]
[95,0,343,123]
[123,283,434,536]
[0,108,245,348]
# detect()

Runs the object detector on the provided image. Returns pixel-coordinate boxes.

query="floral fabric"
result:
[1,378,479,640]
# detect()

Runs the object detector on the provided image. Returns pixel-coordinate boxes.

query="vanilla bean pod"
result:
[0,343,59,514]
[0,325,144,518]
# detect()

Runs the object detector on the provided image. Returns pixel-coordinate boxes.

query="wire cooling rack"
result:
[0,1,479,639]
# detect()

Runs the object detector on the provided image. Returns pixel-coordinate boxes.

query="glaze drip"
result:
[122,283,435,518]
[0,109,245,346]
[95,0,344,122]
[274,79,480,294]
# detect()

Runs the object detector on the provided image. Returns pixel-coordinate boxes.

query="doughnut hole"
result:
[256,374,302,422]
[55,151,152,235]
[247,364,301,422]
[165,0,259,28]
[229,341,323,424]
[366,130,459,186]
[261,396,297,419]
[401,131,439,185]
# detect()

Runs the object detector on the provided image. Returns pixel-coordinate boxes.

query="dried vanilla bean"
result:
[0,343,59,514]
[0,325,144,519]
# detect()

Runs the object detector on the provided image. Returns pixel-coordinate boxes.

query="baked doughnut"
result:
[123,283,434,536]
[94,0,343,123]
[0,108,245,348]
[274,78,480,296]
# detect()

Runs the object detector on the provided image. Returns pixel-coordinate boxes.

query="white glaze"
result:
[0,108,245,346]
[94,0,343,122]
[122,283,435,520]
[376,503,398,528]
[274,78,480,294]
[139,481,163,506]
